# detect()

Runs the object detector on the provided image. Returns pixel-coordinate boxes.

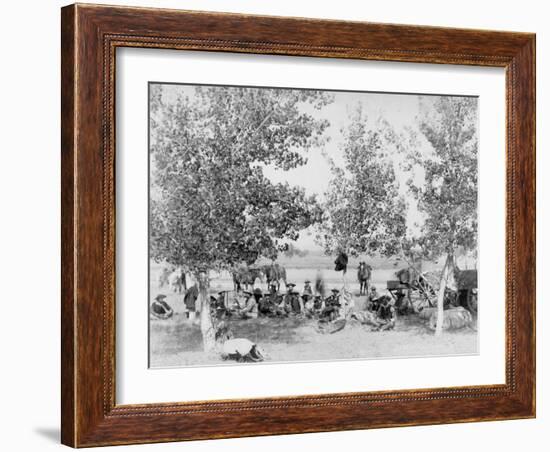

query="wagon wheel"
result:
[410,291,430,312]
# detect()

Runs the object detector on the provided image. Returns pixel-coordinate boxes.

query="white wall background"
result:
[0,1,545,451]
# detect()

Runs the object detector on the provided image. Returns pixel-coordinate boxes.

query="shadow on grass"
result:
[150,311,477,362]
[150,314,313,357]
[227,316,309,345]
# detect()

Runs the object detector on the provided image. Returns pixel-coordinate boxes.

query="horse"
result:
[357,262,372,295]
[167,267,186,293]
[232,264,264,292]
[262,263,286,292]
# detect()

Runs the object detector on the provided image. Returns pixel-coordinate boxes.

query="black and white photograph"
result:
[148,82,479,368]
[0,0,542,449]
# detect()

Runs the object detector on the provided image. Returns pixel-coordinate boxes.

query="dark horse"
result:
[232,265,263,292]
[357,261,372,295]
[263,263,287,292]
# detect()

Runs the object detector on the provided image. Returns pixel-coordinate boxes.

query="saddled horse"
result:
[357,261,372,295]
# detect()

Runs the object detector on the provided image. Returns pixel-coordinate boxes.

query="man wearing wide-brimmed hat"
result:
[302,278,313,300]
[150,294,173,320]
[321,288,341,321]
[237,290,258,319]
[300,280,313,314]
[287,282,304,314]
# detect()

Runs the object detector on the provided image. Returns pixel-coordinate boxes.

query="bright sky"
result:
[154,84,452,252]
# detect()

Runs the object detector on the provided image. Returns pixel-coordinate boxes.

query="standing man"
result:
[303,280,313,298]
[183,283,199,321]
[302,280,313,313]
[314,270,326,298]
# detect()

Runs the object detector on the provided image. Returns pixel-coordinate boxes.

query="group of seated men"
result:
[152,281,397,331]
[213,281,351,322]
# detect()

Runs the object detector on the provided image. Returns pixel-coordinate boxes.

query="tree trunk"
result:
[435,253,454,336]
[197,271,216,352]
[342,270,347,290]
[181,272,187,292]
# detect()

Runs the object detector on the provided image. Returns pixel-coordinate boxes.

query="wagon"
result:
[386,268,438,313]
[387,268,478,314]
[455,269,478,313]
[386,280,435,312]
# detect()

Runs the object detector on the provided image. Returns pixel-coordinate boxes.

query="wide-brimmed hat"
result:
[253,288,263,296]
[286,283,296,288]
[304,280,311,283]
[331,288,339,293]
[155,294,167,301]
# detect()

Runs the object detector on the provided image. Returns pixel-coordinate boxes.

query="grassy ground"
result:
[149,258,477,368]
[149,293,477,368]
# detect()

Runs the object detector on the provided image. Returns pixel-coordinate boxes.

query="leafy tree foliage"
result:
[149,84,331,350]
[282,243,310,258]
[409,96,478,258]
[317,105,407,258]
[150,84,330,273]
[409,96,478,335]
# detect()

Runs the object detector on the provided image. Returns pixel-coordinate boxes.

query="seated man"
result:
[213,291,230,319]
[284,283,303,314]
[253,288,264,304]
[272,293,289,316]
[368,286,379,302]
[321,288,341,321]
[375,297,396,331]
[150,294,173,320]
[313,295,325,314]
[239,292,259,319]
[367,286,382,312]
[258,292,276,316]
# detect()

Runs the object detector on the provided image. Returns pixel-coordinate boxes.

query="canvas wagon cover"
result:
[455,269,478,290]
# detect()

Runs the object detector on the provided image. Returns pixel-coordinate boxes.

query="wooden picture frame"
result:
[61,3,535,447]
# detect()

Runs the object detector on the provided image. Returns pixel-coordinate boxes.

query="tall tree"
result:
[409,96,478,336]
[150,84,331,351]
[317,105,407,268]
